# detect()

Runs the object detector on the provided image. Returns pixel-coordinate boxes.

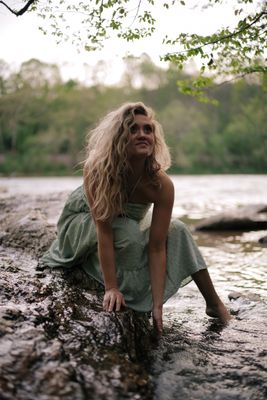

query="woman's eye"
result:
[129,124,138,134]
[144,125,153,133]
[129,123,153,134]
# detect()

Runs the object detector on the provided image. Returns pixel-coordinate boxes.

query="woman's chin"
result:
[129,151,151,159]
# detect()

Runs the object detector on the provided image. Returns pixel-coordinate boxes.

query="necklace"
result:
[127,174,143,199]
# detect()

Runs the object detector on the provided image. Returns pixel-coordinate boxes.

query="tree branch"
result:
[0,0,37,16]
[167,10,267,57]
[204,11,267,47]
[130,0,142,26]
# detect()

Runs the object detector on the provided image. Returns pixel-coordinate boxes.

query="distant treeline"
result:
[1,57,267,175]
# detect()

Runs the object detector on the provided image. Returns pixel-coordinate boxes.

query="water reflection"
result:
[155,292,267,400]
[161,182,267,400]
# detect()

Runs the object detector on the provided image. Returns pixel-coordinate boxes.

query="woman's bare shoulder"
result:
[142,170,174,204]
[157,170,173,187]
[156,170,174,201]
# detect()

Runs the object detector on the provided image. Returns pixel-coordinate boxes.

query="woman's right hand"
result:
[152,305,163,335]
[103,288,126,312]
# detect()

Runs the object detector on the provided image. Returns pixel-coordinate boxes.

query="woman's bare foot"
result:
[206,301,232,324]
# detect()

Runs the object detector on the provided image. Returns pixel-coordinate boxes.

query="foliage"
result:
[1,57,267,175]
[1,0,267,99]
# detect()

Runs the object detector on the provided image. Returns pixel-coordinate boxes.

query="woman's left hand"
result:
[152,305,163,335]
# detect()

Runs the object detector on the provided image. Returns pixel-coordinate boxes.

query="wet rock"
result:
[259,235,267,244]
[0,194,154,400]
[228,291,262,302]
[195,204,267,231]
[227,290,265,320]
[228,291,243,301]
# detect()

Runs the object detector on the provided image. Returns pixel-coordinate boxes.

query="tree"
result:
[120,53,166,89]
[1,57,267,174]
[1,0,267,99]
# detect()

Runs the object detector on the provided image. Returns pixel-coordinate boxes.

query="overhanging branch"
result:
[0,0,37,16]
[167,10,267,57]
[131,0,142,26]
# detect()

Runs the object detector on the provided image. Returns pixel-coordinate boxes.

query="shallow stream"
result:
[0,175,266,399]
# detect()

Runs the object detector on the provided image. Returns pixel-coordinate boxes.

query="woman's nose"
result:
[137,127,146,136]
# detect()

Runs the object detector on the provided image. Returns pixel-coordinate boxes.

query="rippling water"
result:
[1,175,267,399]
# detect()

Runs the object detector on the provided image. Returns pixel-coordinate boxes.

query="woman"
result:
[42,102,231,333]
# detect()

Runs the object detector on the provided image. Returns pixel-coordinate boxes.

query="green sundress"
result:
[42,185,207,312]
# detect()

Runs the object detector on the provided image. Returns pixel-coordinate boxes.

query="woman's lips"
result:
[136,141,149,146]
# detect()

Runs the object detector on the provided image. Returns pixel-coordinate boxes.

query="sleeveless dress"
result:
[41,185,207,312]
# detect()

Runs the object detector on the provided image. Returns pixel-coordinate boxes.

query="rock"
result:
[228,291,242,301]
[194,204,267,231]
[259,235,267,244]
[0,193,154,400]
[228,291,261,302]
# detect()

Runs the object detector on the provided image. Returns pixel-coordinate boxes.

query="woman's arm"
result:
[149,173,174,333]
[83,170,125,312]
[95,220,125,311]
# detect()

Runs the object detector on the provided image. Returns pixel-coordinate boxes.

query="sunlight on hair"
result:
[83,102,171,220]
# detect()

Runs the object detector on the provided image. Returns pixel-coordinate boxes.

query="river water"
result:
[0,175,267,400]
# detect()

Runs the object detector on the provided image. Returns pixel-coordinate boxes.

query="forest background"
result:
[1,0,267,176]
[1,54,267,176]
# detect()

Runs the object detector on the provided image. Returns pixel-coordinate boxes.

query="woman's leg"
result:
[192,269,232,323]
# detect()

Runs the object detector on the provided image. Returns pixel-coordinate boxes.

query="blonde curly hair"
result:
[83,102,171,220]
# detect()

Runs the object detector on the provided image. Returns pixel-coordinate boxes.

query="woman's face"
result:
[126,114,155,160]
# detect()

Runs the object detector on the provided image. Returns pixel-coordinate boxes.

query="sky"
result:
[0,0,256,84]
